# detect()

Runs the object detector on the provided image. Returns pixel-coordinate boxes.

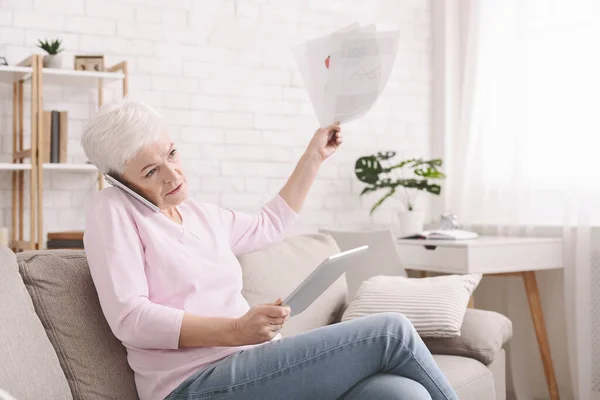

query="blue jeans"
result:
[167,313,458,399]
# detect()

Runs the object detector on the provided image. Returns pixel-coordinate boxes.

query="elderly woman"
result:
[81,100,458,400]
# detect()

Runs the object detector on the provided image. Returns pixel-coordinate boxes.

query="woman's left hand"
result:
[306,121,343,162]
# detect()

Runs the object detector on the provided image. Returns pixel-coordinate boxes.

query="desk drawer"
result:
[396,244,468,273]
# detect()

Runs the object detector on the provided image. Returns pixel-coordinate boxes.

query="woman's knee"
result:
[341,374,432,400]
[368,312,416,333]
[391,376,433,400]
[346,312,419,344]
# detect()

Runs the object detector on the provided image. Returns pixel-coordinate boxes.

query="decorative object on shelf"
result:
[74,55,104,72]
[37,38,63,68]
[400,229,479,241]
[41,110,68,163]
[440,212,461,230]
[355,151,446,236]
[47,231,84,249]
[0,57,7,66]
[0,227,9,247]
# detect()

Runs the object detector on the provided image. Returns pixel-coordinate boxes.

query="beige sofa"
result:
[0,233,511,399]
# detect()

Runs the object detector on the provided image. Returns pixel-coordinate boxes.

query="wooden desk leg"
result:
[522,271,560,400]
[467,296,474,308]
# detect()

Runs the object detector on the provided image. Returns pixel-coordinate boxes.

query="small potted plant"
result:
[37,38,63,68]
[355,151,446,235]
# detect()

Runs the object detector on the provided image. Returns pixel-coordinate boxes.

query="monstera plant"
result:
[355,151,446,215]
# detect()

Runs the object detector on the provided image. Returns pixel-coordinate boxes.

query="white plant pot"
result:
[398,211,425,237]
[43,54,62,69]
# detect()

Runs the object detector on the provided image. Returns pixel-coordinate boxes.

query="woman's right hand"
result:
[233,298,291,345]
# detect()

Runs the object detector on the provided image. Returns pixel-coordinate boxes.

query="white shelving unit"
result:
[0,55,39,252]
[0,163,32,171]
[42,163,97,172]
[28,67,126,87]
[1,55,128,251]
[0,66,31,84]
[0,66,125,86]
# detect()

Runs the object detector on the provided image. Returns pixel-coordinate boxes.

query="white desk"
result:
[396,236,563,400]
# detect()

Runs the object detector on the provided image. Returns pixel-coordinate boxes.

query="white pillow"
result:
[341,274,482,338]
[0,389,17,400]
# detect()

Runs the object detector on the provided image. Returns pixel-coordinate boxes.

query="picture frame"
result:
[74,55,104,72]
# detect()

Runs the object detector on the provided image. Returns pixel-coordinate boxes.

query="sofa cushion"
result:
[239,233,347,337]
[433,354,496,400]
[0,388,18,400]
[424,309,513,365]
[0,247,72,400]
[341,274,482,338]
[17,250,138,400]
[488,349,506,400]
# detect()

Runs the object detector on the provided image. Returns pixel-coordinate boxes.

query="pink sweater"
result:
[83,188,297,400]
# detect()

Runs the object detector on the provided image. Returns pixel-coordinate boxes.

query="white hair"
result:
[81,99,165,175]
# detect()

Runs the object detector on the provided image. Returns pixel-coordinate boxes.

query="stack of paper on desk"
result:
[293,23,400,127]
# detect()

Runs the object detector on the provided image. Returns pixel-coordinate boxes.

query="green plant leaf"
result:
[376,151,396,160]
[394,178,442,195]
[36,37,62,55]
[397,158,418,168]
[414,167,445,179]
[355,156,383,184]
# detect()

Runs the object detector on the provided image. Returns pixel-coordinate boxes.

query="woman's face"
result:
[121,132,188,210]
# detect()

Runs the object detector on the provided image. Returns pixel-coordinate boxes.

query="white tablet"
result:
[283,245,369,317]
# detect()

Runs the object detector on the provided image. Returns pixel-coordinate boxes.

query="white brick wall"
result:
[0,0,432,239]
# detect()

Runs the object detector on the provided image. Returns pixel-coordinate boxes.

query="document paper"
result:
[293,23,400,127]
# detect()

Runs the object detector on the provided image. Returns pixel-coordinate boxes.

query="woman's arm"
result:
[220,122,343,256]
[84,195,184,350]
[279,122,342,213]
[178,315,238,347]
[179,299,291,347]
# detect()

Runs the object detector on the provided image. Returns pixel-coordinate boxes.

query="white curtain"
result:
[446,0,600,398]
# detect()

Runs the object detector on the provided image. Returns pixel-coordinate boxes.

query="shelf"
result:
[43,163,97,172]
[0,163,32,171]
[37,68,125,87]
[0,66,124,87]
[0,66,32,84]
[0,163,98,172]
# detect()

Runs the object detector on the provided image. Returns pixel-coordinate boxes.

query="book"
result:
[51,111,60,163]
[59,111,68,163]
[47,231,84,241]
[47,231,84,249]
[41,111,52,163]
[400,229,479,241]
[47,239,84,249]
[42,110,68,163]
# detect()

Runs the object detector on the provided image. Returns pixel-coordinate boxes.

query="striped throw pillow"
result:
[341,274,482,338]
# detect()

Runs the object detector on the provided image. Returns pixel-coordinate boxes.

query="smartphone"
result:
[104,174,160,213]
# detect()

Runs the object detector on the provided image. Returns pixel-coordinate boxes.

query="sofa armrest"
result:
[423,309,512,365]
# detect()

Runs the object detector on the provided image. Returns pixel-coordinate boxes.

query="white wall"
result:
[0,0,433,241]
